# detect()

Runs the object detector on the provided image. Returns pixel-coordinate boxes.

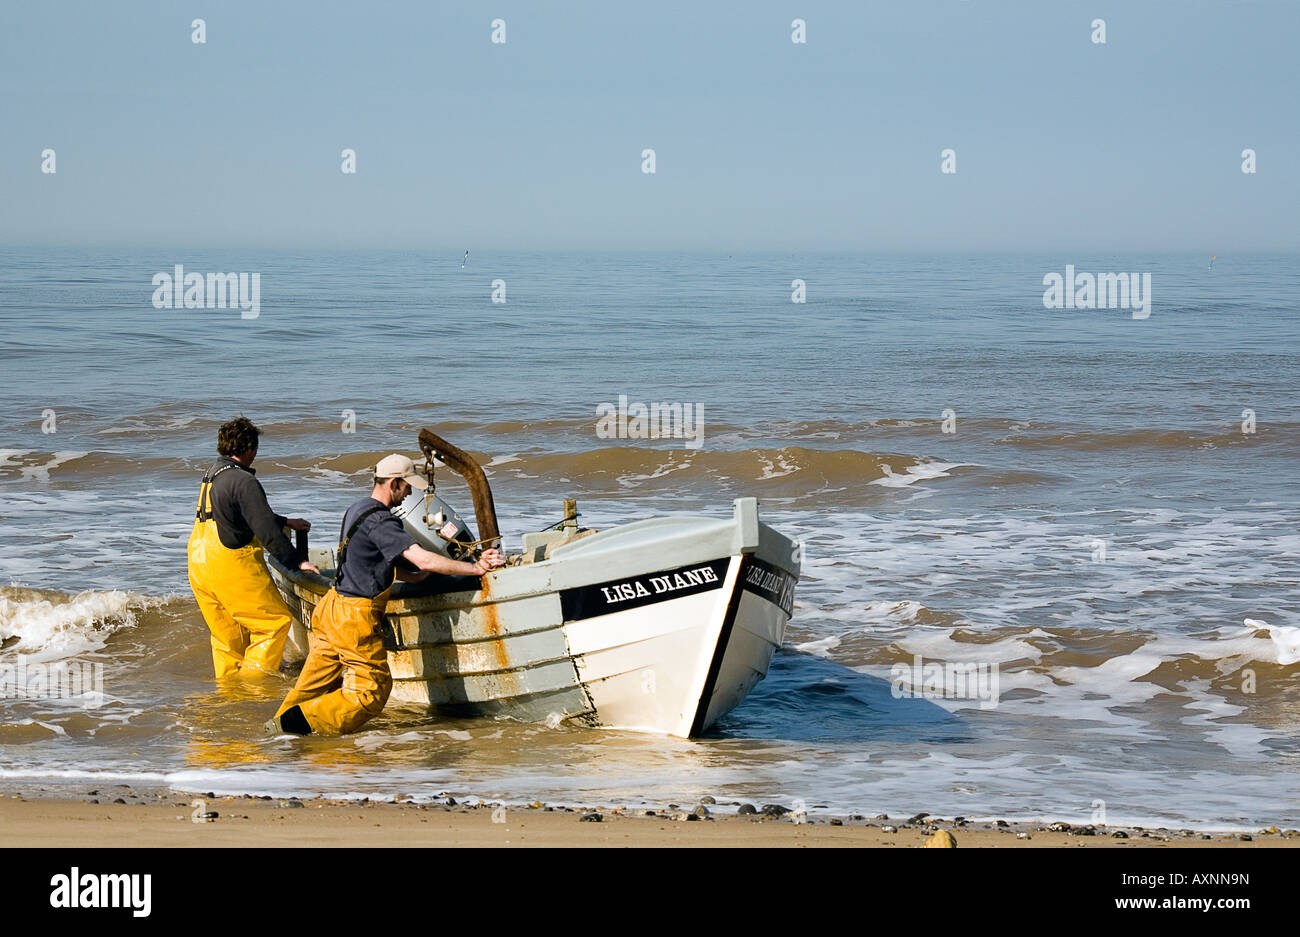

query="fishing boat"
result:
[265,429,800,737]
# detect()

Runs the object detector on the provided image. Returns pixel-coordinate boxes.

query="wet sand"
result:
[2,790,1296,848]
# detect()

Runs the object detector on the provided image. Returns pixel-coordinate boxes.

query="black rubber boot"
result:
[263,705,311,736]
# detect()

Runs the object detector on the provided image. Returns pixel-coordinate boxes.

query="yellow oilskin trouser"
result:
[187,473,293,678]
[274,586,393,734]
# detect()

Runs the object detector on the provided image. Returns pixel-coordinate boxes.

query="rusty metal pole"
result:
[417,428,501,546]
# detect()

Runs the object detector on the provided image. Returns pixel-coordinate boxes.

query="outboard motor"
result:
[393,488,475,558]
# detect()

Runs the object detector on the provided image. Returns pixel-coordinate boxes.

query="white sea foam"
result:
[896,630,1046,665]
[3,719,68,737]
[0,588,158,661]
[792,635,840,658]
[0,449,33,472]
[97,416,199,435]
[0,768,174,782]
[616,458,692,488]
[1175,678,1272,761]
[756,452,800,480]
[869,461,966,488]
[17,451,89,482]
[302,467,358,484]
[1244,618,1300,666]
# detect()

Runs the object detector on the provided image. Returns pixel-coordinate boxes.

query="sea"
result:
[1,246,1297,830]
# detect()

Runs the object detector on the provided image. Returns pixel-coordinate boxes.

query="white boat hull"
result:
[268,497,798,737]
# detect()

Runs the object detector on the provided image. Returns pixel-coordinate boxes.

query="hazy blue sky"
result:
[2,1,1297,251]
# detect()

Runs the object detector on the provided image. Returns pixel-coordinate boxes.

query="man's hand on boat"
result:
[282,517,322,573]
[395,544,506,582]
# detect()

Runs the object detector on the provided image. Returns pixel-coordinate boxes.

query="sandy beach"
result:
[2,789,1296,848]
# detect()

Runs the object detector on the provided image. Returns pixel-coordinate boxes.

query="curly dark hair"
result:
[216,416,262,457]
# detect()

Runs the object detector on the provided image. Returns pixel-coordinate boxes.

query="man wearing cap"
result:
[266,453,504,735]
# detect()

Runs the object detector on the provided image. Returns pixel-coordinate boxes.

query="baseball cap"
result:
[374,453,429,490]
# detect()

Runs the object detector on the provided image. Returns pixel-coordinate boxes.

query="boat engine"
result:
[411,428,503,560]
[393,488,475,559]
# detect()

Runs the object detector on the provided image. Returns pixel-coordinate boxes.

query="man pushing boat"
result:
[265,453,504,735]
[188,416,320,678]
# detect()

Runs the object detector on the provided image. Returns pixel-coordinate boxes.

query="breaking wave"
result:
[0,586,169,662]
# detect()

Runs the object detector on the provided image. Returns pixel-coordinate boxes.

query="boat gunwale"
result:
[267,519,798,615]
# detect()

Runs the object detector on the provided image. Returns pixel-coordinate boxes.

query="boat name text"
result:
[600,565,719,604]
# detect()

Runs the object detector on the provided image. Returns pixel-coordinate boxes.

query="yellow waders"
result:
[187,467,293,678]
[274,586,393,734]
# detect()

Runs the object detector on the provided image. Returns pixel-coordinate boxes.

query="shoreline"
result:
[2,786,1296,848]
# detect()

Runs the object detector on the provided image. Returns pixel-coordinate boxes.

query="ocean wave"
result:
[0,450,92,481]
[96,415,203,436]
[0,586,167,662]
[993,424,1300,451]
[240,446,966,497]
[0,449,174,480]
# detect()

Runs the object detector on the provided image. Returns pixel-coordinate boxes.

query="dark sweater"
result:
[201,456,297,568]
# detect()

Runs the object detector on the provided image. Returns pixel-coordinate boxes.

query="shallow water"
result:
[2,248,1297,827]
